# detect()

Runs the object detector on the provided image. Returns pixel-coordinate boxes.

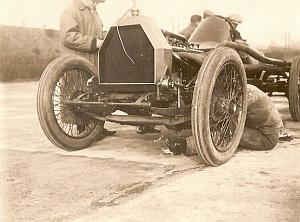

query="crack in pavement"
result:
[88,164,205,209]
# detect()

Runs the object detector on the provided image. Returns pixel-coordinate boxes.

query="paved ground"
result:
[0,82,299,222]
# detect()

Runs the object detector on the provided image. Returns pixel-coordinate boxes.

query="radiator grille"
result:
[99,25,154,84]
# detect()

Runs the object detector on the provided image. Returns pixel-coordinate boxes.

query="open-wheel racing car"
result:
[37,11,300,166]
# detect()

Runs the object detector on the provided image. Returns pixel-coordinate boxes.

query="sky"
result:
[1,0,300,48]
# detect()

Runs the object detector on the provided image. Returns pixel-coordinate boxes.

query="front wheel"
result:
[192,47,247,166]
[288,56,300,121]
[37,55,103,150]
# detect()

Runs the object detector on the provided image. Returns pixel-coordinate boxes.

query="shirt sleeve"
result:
[60,9,97,53]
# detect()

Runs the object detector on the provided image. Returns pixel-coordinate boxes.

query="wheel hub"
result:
[228,100,237,114]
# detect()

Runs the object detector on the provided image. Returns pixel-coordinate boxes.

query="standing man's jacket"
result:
[60,0,104,67]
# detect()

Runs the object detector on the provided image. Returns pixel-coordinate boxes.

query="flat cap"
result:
[229,13,243,24]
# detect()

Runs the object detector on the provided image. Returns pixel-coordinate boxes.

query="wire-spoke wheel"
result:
[192,47,247,166]
[52,68,96,138]
[288,56,300,121]
[37,55,103,150]
[210,62,243,152]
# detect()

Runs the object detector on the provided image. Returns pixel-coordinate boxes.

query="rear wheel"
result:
[192,47,247,166]
[37,55,103,150]
[288,56,300,121]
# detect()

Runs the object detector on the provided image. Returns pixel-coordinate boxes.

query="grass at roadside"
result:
[0,25,59,82]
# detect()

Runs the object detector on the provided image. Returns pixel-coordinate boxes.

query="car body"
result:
[37,12,300,166]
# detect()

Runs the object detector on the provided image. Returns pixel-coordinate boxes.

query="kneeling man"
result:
[177,84,284,156]
[239,84,283,150]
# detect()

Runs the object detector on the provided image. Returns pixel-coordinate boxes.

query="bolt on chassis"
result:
[37,13,300,166]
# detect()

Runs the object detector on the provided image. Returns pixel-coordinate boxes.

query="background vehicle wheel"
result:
[37,55,103,150]
[288,56,300,121]
[192,47,247,166]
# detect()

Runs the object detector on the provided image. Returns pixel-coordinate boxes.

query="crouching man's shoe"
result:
[136,125,161,134]
[98,128,116,140]
[103,128,116,136]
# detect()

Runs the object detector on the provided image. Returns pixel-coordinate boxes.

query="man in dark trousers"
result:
[179,14,202,39]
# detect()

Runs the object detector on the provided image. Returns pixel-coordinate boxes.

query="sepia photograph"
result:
[0,0,300,221]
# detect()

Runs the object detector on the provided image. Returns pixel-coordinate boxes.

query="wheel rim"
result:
[209,62,244,152]
[51,68,96,139]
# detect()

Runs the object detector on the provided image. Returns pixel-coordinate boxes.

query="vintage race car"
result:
[37,12,300,166]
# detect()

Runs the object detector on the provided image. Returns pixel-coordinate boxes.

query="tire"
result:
[37,55,103,150]
[192,47,247,166]
[288,56,300,121]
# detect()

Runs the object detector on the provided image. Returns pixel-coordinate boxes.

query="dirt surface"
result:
[0,82,299,222]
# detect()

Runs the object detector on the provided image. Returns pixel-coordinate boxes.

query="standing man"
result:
[179,14,202,39]
[60,0,116,137]
[60,0,106,67]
